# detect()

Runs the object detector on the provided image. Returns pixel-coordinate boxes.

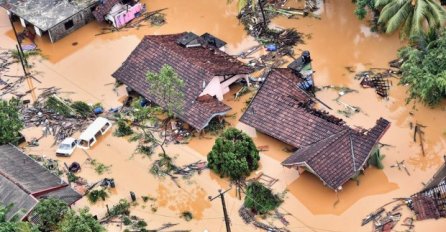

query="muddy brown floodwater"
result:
[1,0,446,231]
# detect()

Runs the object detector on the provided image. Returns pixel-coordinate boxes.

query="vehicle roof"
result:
[60,137,76,144]
[79,117,111,141]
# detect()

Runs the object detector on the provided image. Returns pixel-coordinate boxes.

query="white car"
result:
[56,137,77,157]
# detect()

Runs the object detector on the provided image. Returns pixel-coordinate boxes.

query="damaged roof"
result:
[0,0,98,31]
[240,68,390,190]
[112,32,253,130]
[92,0,119,22]
[0,144,82,220]
[411,180,446,220]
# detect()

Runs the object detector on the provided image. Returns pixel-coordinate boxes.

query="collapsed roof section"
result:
[112,32,253,130]
[240,68,390,190]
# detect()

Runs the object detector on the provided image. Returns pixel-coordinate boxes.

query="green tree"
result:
[354,0,377,19]
[0,203,38,232]
[146,64,184,116]
[58,208,104,232]
[0,98,24,145]
[207,128,260,181]
[398,31,446,105]
[244,181,283,214]
[145,64,185,155]
[375,0,446,38]
[32,198,69,232]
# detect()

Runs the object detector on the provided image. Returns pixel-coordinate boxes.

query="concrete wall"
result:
[199,74,249,101]
[48,5,96,43]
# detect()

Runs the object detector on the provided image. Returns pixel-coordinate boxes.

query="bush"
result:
[109,200,131,217]
[0,98,24,145]
[87,189,109,203]
[244,181,283,214]
[113,118,133,137]
[70,101,92,117]
[398,32,446,106]
[32,198,69,231]
[58,208,104,232]
[207,128,260,181]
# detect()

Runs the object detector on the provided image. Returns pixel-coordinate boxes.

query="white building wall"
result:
[199,74,249,101]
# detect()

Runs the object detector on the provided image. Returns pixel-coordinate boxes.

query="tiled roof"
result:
[282,118,390,190]
[240,68,348,147]
[240,68,390,190]
[0,144,81,220]
[112,33,253,130]
[92,0,119,22]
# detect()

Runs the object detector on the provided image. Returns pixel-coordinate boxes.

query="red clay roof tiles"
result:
[112,33,252,130]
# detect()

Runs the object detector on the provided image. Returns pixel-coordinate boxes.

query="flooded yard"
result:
[1,0,445,231]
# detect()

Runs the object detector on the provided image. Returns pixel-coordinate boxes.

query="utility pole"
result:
[209,188,232,232]
[10,14,37,102]
[258,0,267,29]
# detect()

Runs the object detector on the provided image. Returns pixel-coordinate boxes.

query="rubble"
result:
[355,69,397,98]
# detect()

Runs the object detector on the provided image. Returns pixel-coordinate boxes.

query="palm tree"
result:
[375,0,446,38]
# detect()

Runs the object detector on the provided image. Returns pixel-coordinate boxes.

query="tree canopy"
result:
[244,181,283,214]
[32,198,69,232]
[146,64,185,116]
[58,208,104,232]
[207,128,260,181]
[398,31,446,105]
[0,203,38,232]
[0,98,24,145]
[375,0,446,38]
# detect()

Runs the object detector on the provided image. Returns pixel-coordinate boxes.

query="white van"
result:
[77,117,112,149]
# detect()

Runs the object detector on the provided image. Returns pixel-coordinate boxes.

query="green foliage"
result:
[146,64,185,116]
[354,0,376,20]
[90,159,111,175]
[58,208,105,232]
[375,0,446,38]
[45,96,73,116]
[67,172,79,183]
[70,101,92,118]
[181,211,193,221]
[398,32,446,106]
[207,128,260,181]
[122,216,132,225]
[0,98,24,145]
[87,189,109,203]
[113,118,133,137]
[150,154,176,176]
[32,198,69,232]
[134,220,147,229]
[244,181,283,214]
[109,199,131,217]
[0,203,37,232]
[368,148,385,169]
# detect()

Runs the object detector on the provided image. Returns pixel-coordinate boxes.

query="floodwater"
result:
[1,0,446,231]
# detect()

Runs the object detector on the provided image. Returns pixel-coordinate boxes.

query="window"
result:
[64,20,74,30]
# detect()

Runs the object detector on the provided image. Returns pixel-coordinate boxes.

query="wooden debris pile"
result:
[239,206,290,232]
[238,0,302,47]
[355,69,397,98]
[362,205,403,232]
[21,87,96,143]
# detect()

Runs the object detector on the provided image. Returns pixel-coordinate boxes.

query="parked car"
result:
[56,137,77,157]
[77,117,112,149]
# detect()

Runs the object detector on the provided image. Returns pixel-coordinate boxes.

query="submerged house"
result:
[0,0,99,43]
[92,0,145,28]
[0,144,81,221]
[409,157,446,220]
[240,68,390,191]
[112,32,253,130]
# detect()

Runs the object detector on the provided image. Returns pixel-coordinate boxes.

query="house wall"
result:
[200,74,249,101]
[48,5,97,43]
